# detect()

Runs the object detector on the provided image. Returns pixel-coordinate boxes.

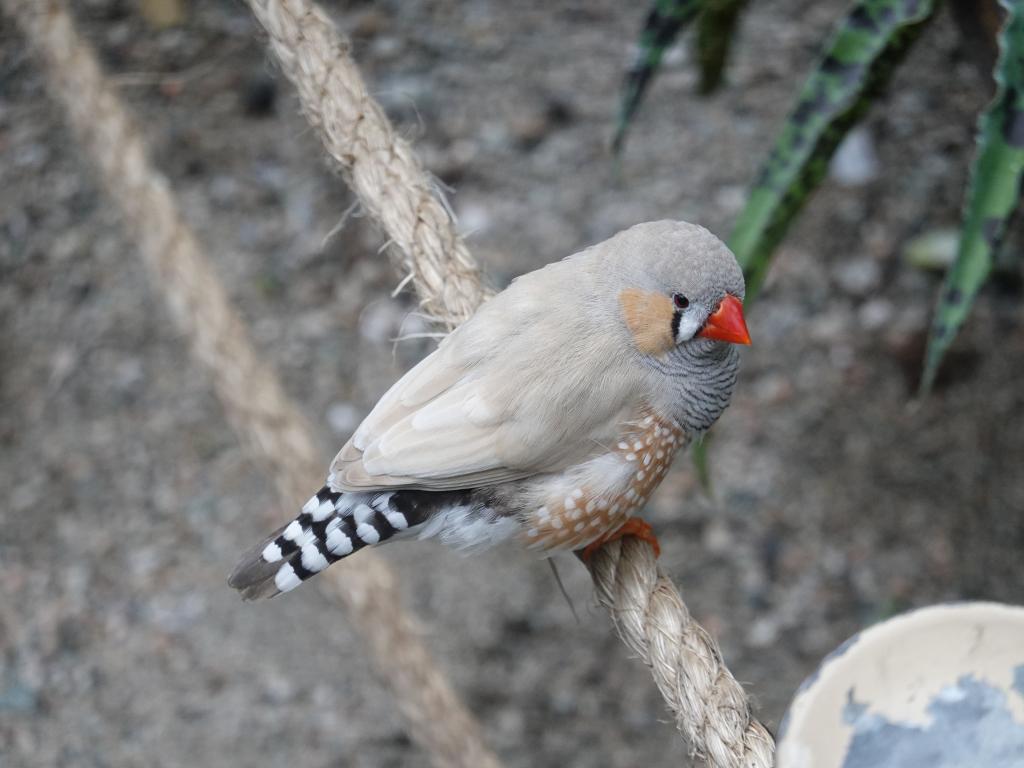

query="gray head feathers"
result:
[585,220,744,305]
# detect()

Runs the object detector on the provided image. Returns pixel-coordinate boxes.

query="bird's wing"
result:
[329,277,644,492]
[331,349,515,490]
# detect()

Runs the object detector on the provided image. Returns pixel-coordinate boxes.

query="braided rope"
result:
[586,540,775,767]
[246,0,491,328]
[245,1,775,764]
[2,3,500,767]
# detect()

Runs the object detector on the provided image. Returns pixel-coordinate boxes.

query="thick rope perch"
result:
[245,1,775,765]
[2,3,500,767]
[586,540,775,767]
[246,0,491,328]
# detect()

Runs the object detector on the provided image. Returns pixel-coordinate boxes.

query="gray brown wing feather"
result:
[329,257,649,493]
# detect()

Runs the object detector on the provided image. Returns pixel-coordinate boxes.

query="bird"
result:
[229,220,751,599]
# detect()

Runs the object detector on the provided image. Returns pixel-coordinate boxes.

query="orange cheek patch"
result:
[619,289,676,356]
[522,414,688,551]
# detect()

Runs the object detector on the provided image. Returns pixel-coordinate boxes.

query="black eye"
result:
[672,293,690,310]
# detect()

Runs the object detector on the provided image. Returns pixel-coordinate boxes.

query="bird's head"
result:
[610,221,750,357]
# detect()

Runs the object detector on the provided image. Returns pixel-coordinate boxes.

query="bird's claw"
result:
[580,517,661,562]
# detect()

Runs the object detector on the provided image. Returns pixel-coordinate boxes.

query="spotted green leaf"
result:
[696,0,748,95]
[613,0,702,155]
[921,0,1024,394]
[729,0,938,301]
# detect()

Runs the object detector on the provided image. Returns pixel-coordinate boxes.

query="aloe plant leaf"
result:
[696,0,748,95]
[692,433,714,495]
[921,0,1024,394]
[728,0,938,301]
[613,0,703,154]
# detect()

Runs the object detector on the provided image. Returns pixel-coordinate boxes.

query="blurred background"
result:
[1,1,1022,766]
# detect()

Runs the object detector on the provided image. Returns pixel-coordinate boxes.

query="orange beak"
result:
[697,294,751,345]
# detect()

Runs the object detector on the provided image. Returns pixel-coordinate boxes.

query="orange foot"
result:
[580,517,661,562]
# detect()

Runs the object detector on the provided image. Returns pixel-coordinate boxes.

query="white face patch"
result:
[673,305,707,343]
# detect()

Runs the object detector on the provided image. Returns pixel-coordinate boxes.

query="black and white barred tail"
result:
[228,486,446,599]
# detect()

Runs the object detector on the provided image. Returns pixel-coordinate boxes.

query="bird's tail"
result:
[228,485,427,599]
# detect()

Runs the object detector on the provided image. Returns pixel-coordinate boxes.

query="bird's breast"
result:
[520,411,688,551]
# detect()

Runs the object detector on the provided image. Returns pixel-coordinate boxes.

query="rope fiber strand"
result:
[2,2,500,767]
[245,0,492,328]
[585,540,776,767]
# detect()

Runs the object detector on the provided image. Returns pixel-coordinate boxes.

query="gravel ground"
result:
[1,1,1022,766]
